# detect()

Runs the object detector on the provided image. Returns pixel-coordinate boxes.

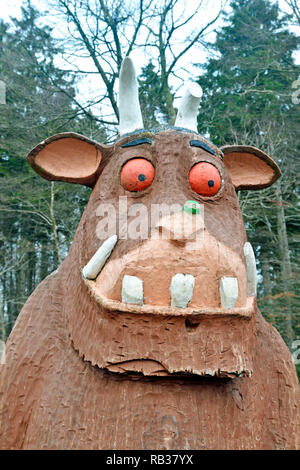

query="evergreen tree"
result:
[0,4,105,341]
[198,0,299,143]
[138,61,175,129]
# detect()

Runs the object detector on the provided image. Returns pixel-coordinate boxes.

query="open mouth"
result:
[83,275,255,318]
[75,233,257,378]
[81,233,257,319]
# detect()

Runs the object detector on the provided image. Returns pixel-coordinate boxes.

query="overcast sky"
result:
[1,0,298,64]
[1,0,299,121]
[1,0,298,24]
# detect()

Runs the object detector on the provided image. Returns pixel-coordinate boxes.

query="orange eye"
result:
[120,158,155,192]
[189,162,221,197]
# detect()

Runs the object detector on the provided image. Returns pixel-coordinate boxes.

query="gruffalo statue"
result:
[0,57,299,450]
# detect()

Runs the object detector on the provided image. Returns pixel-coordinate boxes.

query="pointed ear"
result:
[221,145,281,191]
[27,133,107,188]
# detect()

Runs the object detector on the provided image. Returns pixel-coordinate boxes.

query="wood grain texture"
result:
[0,130,299,449]
[0,266,299,449]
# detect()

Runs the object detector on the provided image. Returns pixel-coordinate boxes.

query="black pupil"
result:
[208,179,214,187]
[138,174,146,182]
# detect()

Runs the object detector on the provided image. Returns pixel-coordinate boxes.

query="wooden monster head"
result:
[27,58,281,379]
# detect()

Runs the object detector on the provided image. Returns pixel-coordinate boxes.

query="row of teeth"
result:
[82,236,257,309]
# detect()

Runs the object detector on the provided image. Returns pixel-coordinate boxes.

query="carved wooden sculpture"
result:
[0,58,299,450]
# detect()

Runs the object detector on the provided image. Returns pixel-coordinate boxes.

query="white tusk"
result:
[170,273,195,308]
[118,56,144,136]
[122,275,144,305]
[174,82,202,132]
[82,235,118,280]
[219,277,238,309]
[243,242,257,296]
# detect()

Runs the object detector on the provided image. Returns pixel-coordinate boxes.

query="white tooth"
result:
[219,277,238,309]
[82,235,118,280]
[170,273,195,308]
[122,275,143,305]
[243,242,257,296]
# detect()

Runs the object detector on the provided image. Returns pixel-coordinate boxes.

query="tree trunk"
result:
[276,180,294,347]
[0,288,5,343]
[261,256,272,297]
[50,182,62,266]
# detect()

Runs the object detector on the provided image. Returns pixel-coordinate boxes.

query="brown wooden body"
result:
[0,129,299,450]
[1,53,299,448]
[0,265,299,450]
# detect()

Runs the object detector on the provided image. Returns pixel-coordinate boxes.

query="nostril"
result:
[157,222,185,242]
[185,317,200,332]
[155,204,203,243]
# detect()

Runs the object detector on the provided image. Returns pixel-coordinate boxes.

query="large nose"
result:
[155,200,204,243]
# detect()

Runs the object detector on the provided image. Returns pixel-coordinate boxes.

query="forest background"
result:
[0,0,299,377]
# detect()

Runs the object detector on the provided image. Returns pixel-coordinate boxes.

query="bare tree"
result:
[142,0,224,122]
[284,0,300,25]
[45,0,226,132]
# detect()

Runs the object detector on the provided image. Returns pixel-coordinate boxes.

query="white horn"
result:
[174,83,202,132]
[118,56,144,136]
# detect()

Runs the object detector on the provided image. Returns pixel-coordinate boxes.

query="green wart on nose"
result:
[183,200,201,214]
